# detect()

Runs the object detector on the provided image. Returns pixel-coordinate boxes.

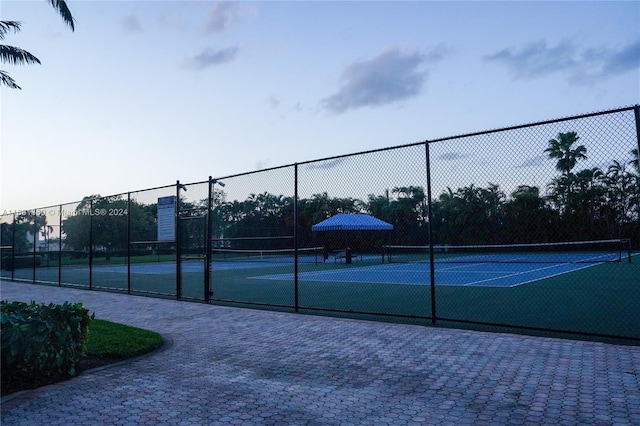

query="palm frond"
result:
[48,0,75,31]
[0,21,22,40]
[0,45,42,65]
[0,69,21,89]
[631,148,640,174]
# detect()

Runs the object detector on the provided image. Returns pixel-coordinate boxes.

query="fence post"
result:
[31,210,37,283]
[425,142,437,325]
[634,106,640,230]
[127,193,131,294]
[205,177,213,302]
[176,181,182,299]
[294,163,299,313]
[89,199,93,290]
[11,212,15,281]
[634,105,640,154]
[58,205,62,286]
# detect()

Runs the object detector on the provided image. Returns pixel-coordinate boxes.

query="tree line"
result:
[2,132,639,256]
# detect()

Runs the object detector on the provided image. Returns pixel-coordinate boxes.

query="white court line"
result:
[252,252,639,287]
[461,261,610,288]
[506,252,640,288]
[458,263,569,287]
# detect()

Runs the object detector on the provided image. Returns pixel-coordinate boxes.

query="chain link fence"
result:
[2,105,639,342]
[129,185,177,297]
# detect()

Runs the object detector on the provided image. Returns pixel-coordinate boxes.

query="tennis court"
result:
[3,245,638,339]
[252,241,629,287]
[253,259,612,287]
[51,239,630,289]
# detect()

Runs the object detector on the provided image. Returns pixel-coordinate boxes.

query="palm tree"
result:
[631,148,640,175]
[630,149,640,220]
[546,174,575,213]
[572,167,605,228]
[505,185,551,242]
[544,131,587,175]
[0,21,40,89]
[481,183,505,219]
[1,1,75,89]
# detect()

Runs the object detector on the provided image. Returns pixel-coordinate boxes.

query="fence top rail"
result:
[204,104,639,179]
[296,140,428,168]
[8,104,637,214]
[211,163,297,182]
[128,183,177,194]
[426,104,639,144]
[61,190,133,208]
[2,204,61,214]
[130,240,176,245]
[59,184,175,210]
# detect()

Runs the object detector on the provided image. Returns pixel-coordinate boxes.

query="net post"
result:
[627,239,632,263]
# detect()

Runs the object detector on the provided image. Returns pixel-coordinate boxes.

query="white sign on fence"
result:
[157,196,176,241]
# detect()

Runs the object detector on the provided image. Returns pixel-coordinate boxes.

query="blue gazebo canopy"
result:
[311,213,394,232]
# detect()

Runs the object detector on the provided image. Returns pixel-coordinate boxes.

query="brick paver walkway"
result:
[1,280,639,425]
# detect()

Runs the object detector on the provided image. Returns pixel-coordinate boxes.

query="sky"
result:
[1,0,639,213]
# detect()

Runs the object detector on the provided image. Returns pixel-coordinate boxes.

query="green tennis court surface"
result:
[46,250,623,289]
[3,252,638,340]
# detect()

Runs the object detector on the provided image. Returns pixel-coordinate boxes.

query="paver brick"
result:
[1,280,639,425]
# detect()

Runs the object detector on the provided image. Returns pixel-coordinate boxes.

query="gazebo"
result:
[311,213,393,263]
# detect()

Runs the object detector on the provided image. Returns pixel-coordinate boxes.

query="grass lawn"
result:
[83,319,164,365]
[1,319,163,396]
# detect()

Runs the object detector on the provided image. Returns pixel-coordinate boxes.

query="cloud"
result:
[485,40,578,78]
[321,46,446,114]
[122,16,142,34]
[437,152,468,161]
[603,39,640,74]
[486,38,640,84]
[572,39,640,84]
[266,95,280,109]
[255,160,270,170]
[188,46,239,70]
[516,155,548,168]
[305,158,347,170]
[205,2,238,33]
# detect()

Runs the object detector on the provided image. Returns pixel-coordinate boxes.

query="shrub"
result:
[1,255,42,271]
[1,300,94,391]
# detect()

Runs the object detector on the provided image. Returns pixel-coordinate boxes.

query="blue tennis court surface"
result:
[253,261,606,287]
[81,252,621,287]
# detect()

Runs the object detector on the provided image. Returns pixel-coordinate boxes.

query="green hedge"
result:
[1,301,94,390]
[1,255,42,271]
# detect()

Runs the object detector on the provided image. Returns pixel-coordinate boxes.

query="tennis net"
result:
[383,239,632,264]
[211,246,323,264]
